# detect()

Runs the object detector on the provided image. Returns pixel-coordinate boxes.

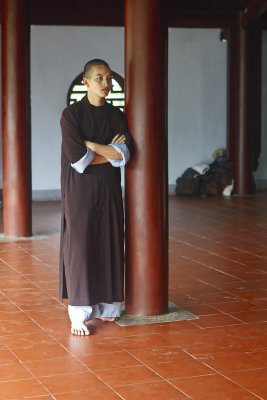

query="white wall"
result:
[168,28,227,186]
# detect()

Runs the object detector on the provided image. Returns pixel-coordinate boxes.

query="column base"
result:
[116,302,198,326]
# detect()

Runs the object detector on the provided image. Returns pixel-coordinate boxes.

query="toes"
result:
[71,322,90,336]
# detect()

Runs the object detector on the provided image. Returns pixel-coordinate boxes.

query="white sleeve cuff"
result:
[71,148,95,173]
[107,144,130,167]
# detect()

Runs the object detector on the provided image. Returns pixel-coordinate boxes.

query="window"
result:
[67,71,125,111]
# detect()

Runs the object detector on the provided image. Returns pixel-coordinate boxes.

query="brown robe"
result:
[59,95,132,306]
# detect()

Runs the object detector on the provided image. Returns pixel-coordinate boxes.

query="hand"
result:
[84,140,94,151]
[111,134,126,144]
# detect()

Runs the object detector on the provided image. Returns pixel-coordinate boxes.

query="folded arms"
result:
[71,134,130,174]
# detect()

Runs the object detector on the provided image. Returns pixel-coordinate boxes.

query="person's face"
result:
[83,65,113,98]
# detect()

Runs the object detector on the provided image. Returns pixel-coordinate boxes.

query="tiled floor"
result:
[0,193,267,399]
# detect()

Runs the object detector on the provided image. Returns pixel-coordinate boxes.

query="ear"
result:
[83,77,89,87]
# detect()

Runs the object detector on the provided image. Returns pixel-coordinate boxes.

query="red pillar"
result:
[227,15,262,195]
[1,0,32,236]
[124,0,168,315]
[235,21,253,194]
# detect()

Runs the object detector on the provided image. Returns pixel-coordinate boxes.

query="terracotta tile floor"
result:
[0,193,267,399]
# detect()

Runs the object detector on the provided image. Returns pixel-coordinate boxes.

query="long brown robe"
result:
[59,95,132,306]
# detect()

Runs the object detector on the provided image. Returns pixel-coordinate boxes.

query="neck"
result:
[87,92,105,106]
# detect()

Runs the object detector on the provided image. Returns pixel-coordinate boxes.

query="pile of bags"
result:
[175,148,234,197]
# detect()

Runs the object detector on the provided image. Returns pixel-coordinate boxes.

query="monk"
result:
[59,59,132,335]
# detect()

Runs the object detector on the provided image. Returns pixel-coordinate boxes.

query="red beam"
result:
[242,0,267,27]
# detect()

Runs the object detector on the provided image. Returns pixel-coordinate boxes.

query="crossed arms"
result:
[84,134,126,165]
[71,134,130,173]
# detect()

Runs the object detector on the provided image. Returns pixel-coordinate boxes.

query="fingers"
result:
[111,134,119,144]
[112,134,126,144]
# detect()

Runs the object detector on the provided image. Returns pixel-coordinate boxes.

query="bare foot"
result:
[71,321,90,336]
[97,317,116,322]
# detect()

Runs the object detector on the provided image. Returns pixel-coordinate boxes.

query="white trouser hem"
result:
[68,302,121,324]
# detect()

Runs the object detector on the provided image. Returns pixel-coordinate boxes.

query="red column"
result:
[235,21,253,194]
[1,0,32,236]
[124,0,168,315]
[227,15,262,195]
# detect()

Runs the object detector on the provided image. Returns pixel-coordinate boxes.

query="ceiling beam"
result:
[242,0,267,28]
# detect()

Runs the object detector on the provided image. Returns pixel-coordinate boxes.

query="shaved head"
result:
[83,59,111,78]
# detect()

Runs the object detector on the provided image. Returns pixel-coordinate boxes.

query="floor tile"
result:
[112,333,173,350]
[25,306,67,322]
[40,371,107,394]
[202,352,267,373]
[10,262,56,275]
[190,390,263,399]
[54,388,122,399]
[224,368,267,390]
[230,310,267,323]
[23,396,54,399]
[189,314,243,328]
[0,301,21,313]
[56,336,122,357]
[24,356,87,377]
[35,318,70,335]
[3,333,71,362]
[147,358,214,380]
[170,374,246,399]
[194,291,241,304]
[247,349,267,365]
[0,379,49,399]
[0,311,32,322]
[0,319,44,336]
[0,276,38,290]
[78,350,141,370]
[161,329,232,354]
[94,365,162,387]
[228,289,267,302]
[0,362,33,381]
[3,289,53,307]
[183,304,220,316]
[129,346,186,364]
[249,385,267,399]
[13,298,63,312]
[0,346,19,365]
[115,381,188,399]
[211,301,257,313]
